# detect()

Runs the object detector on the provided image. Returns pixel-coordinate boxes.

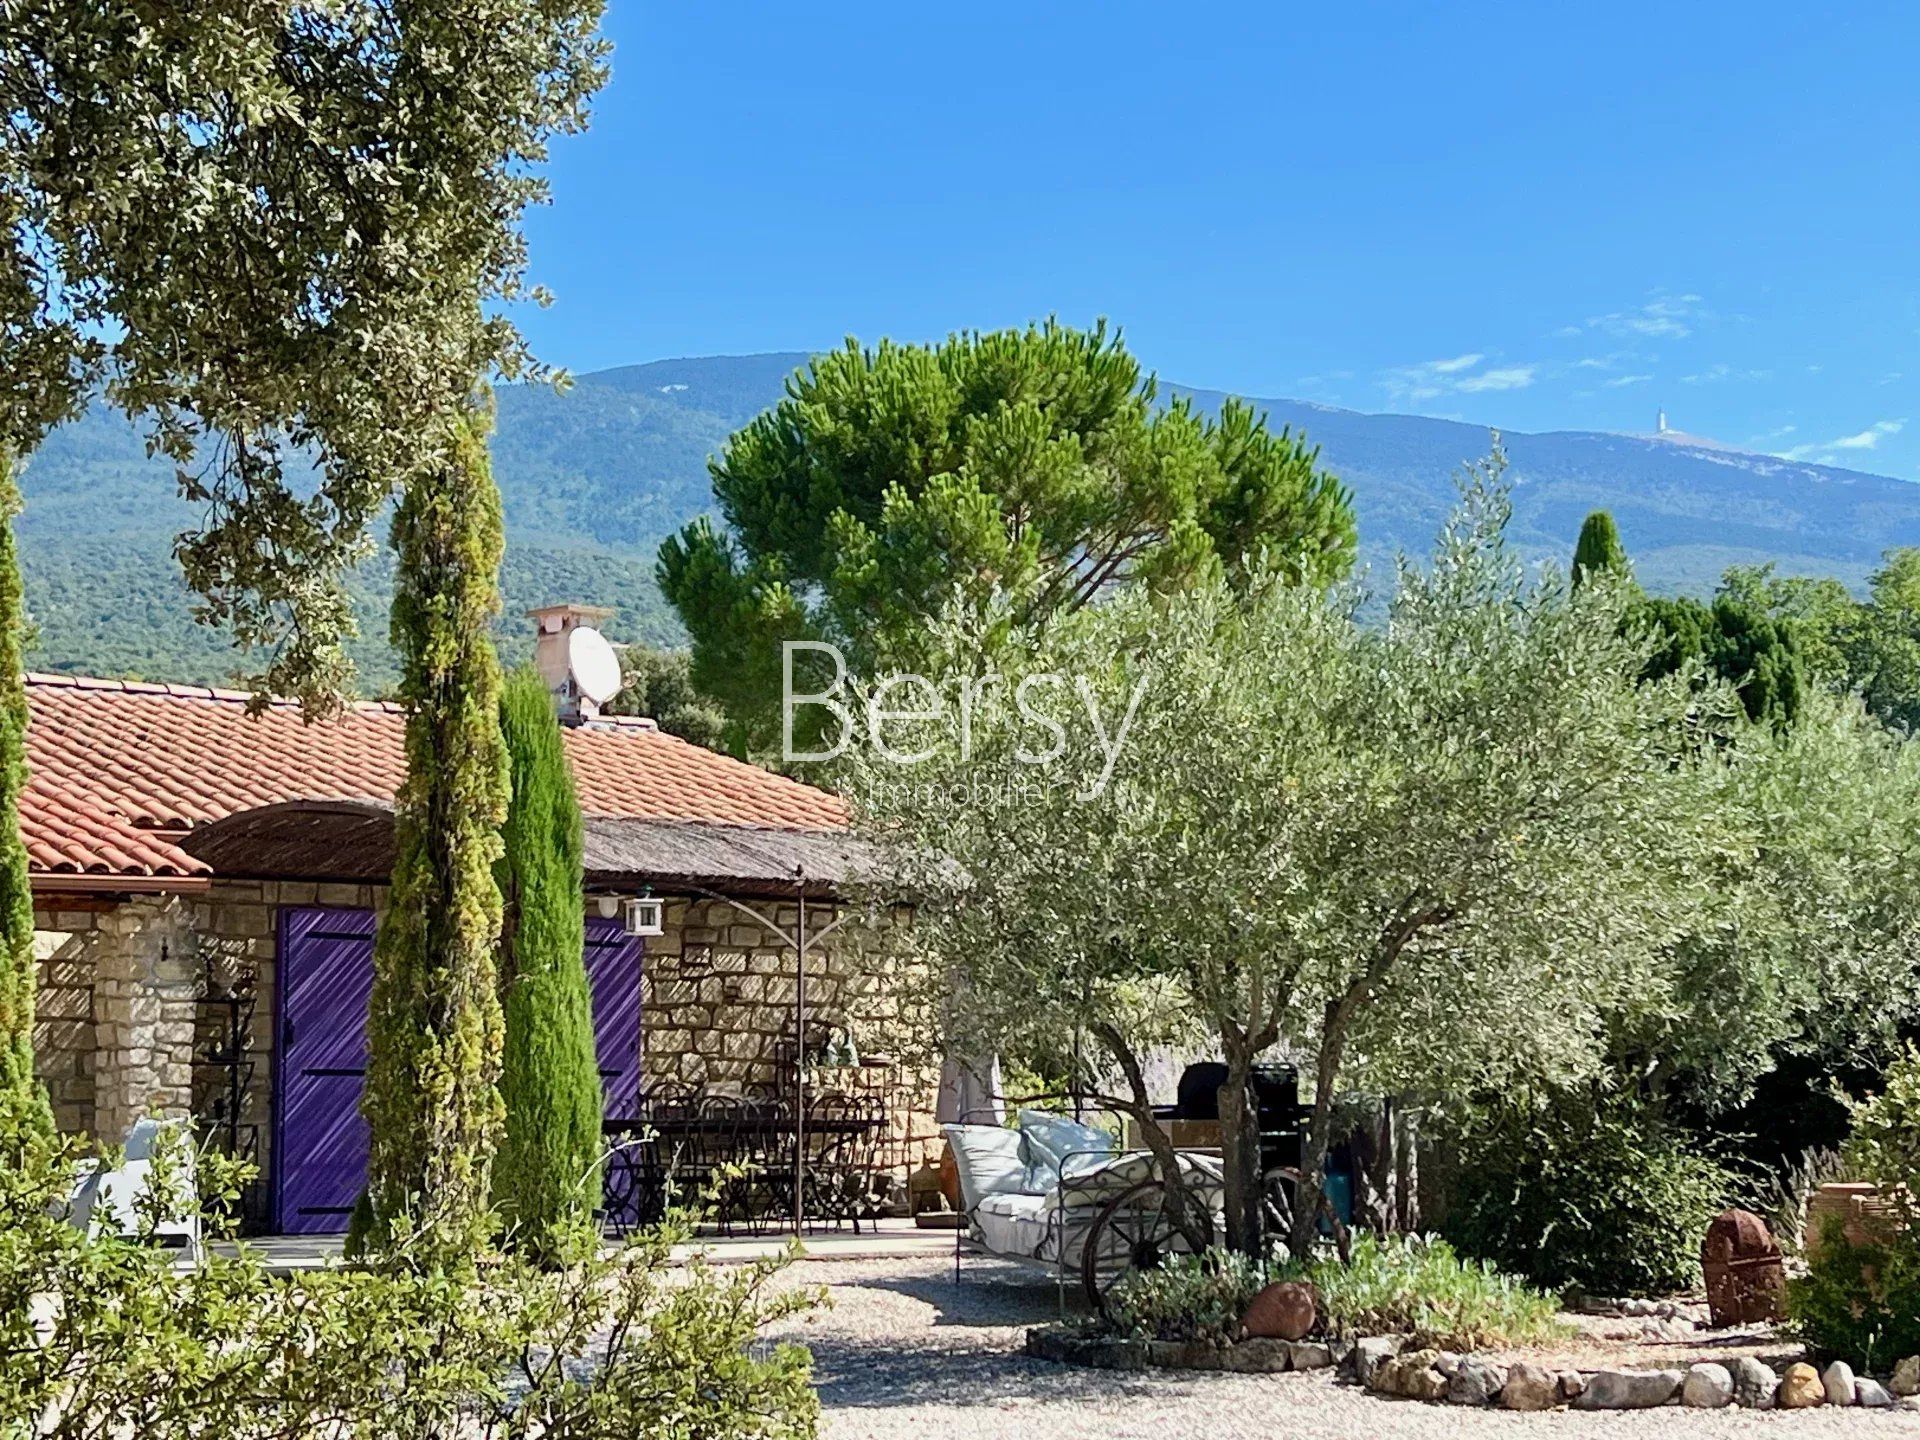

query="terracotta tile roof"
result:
[23,673,847,882]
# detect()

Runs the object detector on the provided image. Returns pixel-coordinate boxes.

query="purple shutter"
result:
[585,917,645,1121]
[275,907,644,1232]
[275,907,379,1234]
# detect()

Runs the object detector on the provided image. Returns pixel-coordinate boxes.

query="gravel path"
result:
[765,1255,1920,1440]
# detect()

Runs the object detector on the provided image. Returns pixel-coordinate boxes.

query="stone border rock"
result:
[1368,1346,1920,1413]
[1030,1325,1920,1413]
[1025,1326,1342,1375]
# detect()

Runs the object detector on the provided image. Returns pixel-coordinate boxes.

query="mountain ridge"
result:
[18,351,1918,692]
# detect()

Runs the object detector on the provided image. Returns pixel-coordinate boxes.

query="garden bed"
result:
[1029,1311,1920,1412]
[1024,1325,1339,1374]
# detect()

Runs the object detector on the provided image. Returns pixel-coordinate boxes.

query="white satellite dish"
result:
[566,626,623,706]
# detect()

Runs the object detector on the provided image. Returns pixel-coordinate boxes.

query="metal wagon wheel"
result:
[1262,1165,1352,1264]
[1080,1178,1213,1316]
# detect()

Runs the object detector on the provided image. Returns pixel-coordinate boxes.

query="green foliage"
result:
[494,668,602,1263]
[0,453,50,1152]
[606,642,728,747]
[358,417,511,1267]
[1789,1047,1920,1369]
[1105,1249,1265,1345]
[659,320,1356,755]
[1841,1045,1920,1214]
[1439,1089,1736,1296]
[1636,692,1920,1113]
[1278,1234,1565,1351]
[1721,552,1920,734]
[848,450,1718,1261]
[1571,510,1629,586]
[1,1125,820,1438]
[1,0,609,705]
[1639,592,1806,727]
[1789,1223,1920,1372]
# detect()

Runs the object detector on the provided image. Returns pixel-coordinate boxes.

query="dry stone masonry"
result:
[30,882,938,1224]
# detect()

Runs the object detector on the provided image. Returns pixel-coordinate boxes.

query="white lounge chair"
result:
[65,1117,202,1261]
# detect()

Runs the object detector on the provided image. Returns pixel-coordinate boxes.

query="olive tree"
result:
[846,455,1714,1258]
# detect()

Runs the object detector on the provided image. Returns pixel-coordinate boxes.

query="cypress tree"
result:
[492,668,601,1262]
[354,413,510,1266]
[0,453,53,1155]
[1571,510,1630,587]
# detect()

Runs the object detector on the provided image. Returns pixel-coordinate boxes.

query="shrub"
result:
[1788,1222,1920,1372]
[493,667,602,1264]
[1105,1249,1264,1345]
[2,1127,821,1438]
[1439,1090,1736,1296]
[1789,1046,1920,1369]
[1279,1234,1565,1352]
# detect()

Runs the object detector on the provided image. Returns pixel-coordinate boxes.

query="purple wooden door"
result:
[276,907,378,1234]
[585,918,645,1122]
[275,906,644,1232]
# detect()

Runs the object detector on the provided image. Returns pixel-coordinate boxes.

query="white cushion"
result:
[942,1124,1027,1211]
[1017,1109,1116,1190]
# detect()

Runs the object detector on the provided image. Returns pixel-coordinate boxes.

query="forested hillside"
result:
[19,352,1920,691]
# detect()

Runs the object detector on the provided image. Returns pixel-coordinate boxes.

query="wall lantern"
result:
[622,896,665,937]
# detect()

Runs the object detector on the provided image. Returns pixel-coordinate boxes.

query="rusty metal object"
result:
[1702,1207,1786,1327]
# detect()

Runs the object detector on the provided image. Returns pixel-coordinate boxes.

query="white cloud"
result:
[1379,354,1534,403]
[1776,418,1905,464]
[1682,362,1771,385]
[1832,419,1905,450]
[1605,373,1654,388]
[1582,292,1708,340]
[1455,365,1536,393]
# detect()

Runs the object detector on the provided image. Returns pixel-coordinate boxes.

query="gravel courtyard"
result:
[765,1255,1920,1440]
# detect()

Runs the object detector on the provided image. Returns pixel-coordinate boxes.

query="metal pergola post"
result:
[680,867,852,1237]
[793,871,807,1236]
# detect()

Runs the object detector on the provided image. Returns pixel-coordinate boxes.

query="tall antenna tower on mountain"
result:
[1657,407,1669,434]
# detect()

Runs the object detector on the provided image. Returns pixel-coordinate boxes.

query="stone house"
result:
[26,610,934,1234]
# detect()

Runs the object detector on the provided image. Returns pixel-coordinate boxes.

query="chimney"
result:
[528,602,618,723]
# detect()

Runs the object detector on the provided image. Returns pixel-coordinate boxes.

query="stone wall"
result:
[32,894,200,1142]
[31,881,939,1219]
[641,897,940,1181]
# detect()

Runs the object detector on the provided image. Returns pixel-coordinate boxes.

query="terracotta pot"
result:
[938,1141,962,1210]
[1807,1182,1900,1254]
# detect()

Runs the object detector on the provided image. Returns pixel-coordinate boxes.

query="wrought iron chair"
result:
[803,1090,890,1233]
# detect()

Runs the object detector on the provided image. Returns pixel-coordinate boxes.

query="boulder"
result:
[1433,1350,1464,1379]
[1558,1371,1587,1401]
[1729,1356,1777,1409]
[1778,1362,1825,1408]
[1857,1378,1895,1409]
[1502,1361,1560,1411]
[1221,1338,1293,1374]
[1448,1358,1507,1405]
[1823,1359,1857,1407]
[1352,1334,1407,1387]
[1239,1281,1316,1341]
[1376,1349,1448,1401]
[1572,1368,1683,1410]
[1892,1356,1920,1397]
[1682,1363,1734,1408]
[1289,1341,1333,1371]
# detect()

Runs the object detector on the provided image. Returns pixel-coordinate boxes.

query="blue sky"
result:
[516,1,1919,477]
